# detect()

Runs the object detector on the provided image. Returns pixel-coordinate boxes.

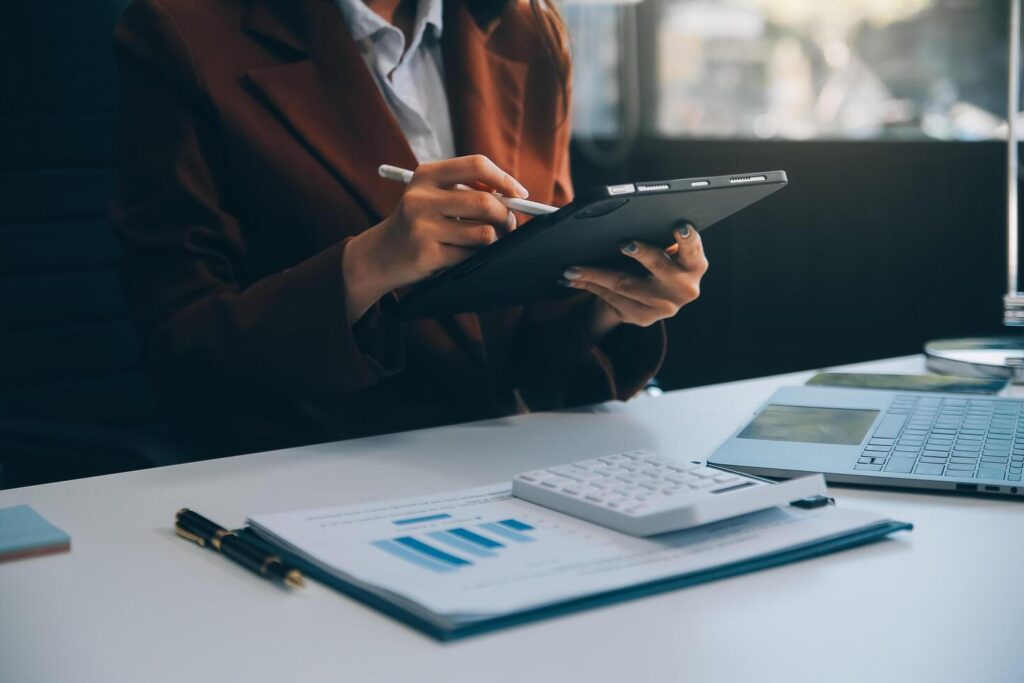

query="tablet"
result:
[396,170,788,319]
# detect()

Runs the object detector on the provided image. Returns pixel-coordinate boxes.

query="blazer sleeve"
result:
[111,0,402,414]
[510,79,667,410]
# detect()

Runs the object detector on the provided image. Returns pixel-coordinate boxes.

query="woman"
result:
[112,0,708,455]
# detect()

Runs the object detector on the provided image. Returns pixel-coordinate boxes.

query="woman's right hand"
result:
[342,155,530,324]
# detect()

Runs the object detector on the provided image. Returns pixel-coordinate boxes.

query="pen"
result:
[174,508,305,588]
[378,164,559,216]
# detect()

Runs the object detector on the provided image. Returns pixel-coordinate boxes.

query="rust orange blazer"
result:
[112,0,667,455]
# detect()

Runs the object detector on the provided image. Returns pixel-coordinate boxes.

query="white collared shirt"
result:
[335,0,456,163]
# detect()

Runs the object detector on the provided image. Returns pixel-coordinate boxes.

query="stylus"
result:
[378,164,559,216]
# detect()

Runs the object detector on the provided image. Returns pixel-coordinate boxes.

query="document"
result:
[249,485,897,628]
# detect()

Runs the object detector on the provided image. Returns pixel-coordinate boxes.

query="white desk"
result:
[1,356,1021,683]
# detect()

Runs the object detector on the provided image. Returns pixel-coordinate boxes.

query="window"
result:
[567,0,1012,141]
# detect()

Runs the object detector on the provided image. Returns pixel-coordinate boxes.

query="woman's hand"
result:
[561,224,709,339]
[343,155,528,323]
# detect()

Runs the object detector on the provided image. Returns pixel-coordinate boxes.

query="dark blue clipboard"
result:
[239,518,911,642]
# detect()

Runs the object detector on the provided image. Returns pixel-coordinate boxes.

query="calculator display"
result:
[738,405,879,446]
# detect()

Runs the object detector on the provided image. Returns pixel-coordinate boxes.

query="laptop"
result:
[708,386,1024,497]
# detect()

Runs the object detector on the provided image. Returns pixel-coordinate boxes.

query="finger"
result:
[671,224,708,272]
[440,190,516,234]
[433,219,500,248]
[563,266,660,302]
[619,240,677,275]
[416,155,529,198]
[562,279,655,323]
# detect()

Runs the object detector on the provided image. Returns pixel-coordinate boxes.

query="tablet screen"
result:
[737,404,878,446]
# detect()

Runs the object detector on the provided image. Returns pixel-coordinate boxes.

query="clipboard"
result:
[396,170,788,320]
[239,516,910,641]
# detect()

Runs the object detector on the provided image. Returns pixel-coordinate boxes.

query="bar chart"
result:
[372,518,537,573]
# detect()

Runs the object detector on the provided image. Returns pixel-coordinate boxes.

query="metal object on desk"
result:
[925,0,1024,382]
[925,337,1024,382]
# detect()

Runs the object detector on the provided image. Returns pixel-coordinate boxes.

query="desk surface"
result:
[2,356,1021,683]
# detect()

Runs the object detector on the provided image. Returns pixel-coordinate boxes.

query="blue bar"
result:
[392,513,453,526]
[499,518,534,531]
[448,527,504,549]
[371,539,455,573]
[480,522,535,543]
[394,537,472,566]
[428,531,496,558]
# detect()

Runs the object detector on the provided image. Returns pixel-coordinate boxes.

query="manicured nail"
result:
[620,241,638,254]
[562,267,582,280]
[507,211,517,231]
[676,224,693,239]
[557,277,574,287]
[515,182,529,199]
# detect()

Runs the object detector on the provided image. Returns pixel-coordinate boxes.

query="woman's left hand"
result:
[561,223,709,339]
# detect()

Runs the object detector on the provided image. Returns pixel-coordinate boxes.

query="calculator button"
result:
[548,466,585,480]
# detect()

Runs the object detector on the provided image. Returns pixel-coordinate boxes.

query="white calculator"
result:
[512,450,828,536]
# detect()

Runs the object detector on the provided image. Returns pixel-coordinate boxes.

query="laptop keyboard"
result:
[855,395,1023,482]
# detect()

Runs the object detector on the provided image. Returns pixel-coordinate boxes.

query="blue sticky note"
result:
[0,504,71,562]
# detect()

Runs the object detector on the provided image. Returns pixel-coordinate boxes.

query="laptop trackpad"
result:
[736,405,880,446]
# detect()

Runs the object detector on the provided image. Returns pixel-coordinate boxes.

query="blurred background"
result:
[0,0,1016,485]
[566,0,1013,389]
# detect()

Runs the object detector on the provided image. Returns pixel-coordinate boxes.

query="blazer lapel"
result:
[440,4,531,375]
[242,0,418,222]
[441,2,529,177]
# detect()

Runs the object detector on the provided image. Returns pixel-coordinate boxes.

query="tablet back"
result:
[397,170,787,319]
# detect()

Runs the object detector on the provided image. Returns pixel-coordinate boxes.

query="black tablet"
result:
[396,170,787,319]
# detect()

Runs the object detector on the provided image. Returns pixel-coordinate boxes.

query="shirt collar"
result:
[335,0,444,45]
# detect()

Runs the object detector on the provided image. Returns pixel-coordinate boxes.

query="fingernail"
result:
[620,241,638,254]
[515,182,529,199]
[562,267,582,280]
[507,211,517,231]
[557,277,574,287]
[677,224,693,238]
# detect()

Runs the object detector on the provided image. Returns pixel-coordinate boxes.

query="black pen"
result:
[174,508,304,588]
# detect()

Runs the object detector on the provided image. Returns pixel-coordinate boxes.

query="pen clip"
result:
[174,525,207,547]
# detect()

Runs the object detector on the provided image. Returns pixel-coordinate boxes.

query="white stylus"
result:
[378,164,559,216]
